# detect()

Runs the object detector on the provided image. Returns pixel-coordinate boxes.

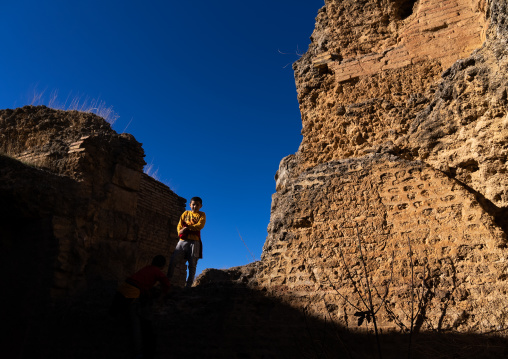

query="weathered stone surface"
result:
[0,106,186,296]
[112,164,142,191]
[402,38,508,208]
[1,106,191,357]
[259,153,507,332]
[293,0,491,174]
[200,0,508,335]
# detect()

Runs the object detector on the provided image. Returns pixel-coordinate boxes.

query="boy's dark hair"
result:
[152,255,166,268]
[190,196,202,205]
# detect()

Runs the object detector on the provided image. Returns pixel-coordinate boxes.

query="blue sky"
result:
[0,0,324,274]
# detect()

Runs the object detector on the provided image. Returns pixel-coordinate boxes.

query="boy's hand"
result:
[179,228,188,235]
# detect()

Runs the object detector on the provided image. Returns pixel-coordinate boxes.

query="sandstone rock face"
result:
[0,106,186,298]
[249,0,508,333]
[261,154,506,332]
[404,32,508,208]
[295,0,489,171]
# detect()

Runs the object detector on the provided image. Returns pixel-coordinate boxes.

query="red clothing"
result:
[128,265,171,295]
[179,219,202,240]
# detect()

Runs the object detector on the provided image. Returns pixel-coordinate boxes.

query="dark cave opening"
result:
[397,0,419,20]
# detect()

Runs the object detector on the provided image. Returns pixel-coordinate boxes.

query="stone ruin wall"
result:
[259,154,507,332]
[296,0,488,170]
[0,106,186,297]
[251,0,508,333]
[137,174,188,286]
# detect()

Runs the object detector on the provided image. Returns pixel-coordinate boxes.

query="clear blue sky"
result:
[0,0,324,274]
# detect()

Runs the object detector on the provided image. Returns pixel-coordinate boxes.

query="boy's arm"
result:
[176,212,186,234]
[156,269,171,294]
[186,212,206,231]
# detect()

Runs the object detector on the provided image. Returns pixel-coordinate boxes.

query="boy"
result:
[167,196,206,287]
[110,255,170,359]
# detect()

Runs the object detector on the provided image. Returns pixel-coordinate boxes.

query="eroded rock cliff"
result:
[203,0,508,334]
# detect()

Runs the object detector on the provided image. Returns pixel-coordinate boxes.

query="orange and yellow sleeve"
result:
[186,211,206,231]
[176,211,187,234]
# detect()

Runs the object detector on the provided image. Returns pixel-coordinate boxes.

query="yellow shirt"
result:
[177,210,206,241]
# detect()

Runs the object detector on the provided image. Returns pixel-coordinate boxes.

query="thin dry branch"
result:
[236,228,256,262]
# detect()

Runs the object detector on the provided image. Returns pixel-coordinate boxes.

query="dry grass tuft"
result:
[29,88,119,125]
[143,162,160,181]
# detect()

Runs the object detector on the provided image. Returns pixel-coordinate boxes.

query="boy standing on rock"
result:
[167,196,206,287]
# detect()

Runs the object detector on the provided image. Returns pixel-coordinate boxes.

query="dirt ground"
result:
[6,278,508,359]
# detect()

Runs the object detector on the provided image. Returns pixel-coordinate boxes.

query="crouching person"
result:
[110,255,170,359]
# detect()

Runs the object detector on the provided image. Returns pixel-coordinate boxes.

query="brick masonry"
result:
[137,174,187,286]
[0,106,187,295]
[325,0,487,83]
[259,154,507,332]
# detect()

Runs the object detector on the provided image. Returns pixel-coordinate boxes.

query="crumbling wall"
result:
[259,154,507,332]
[0,105,185,296]
[295,0,489,172]
[254,0,508,333]
[137,174,187,285]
